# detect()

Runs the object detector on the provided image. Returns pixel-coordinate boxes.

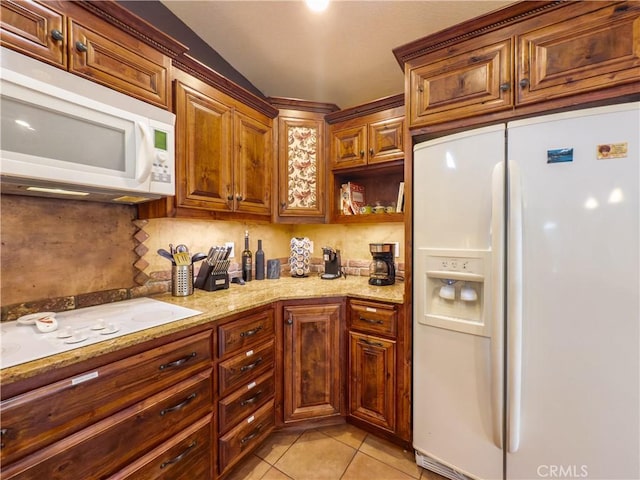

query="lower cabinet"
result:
[349,332,396,432]
[347,299,411,443]
[281,301,344,423]
[0,330,214,479]
[216,306,276,476]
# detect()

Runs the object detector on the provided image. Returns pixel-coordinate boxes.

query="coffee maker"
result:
[321,247,343,279]
[369,243,395,286]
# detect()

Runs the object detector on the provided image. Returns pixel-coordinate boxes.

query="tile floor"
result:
[225,423,447,480]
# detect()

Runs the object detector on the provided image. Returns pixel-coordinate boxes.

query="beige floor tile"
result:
[342,452,418,480]
[315,423,368,449]
[262,466,294,480]
[359,435,421,479]
[225,454,272,480]
[254,430,303,465]
[274,429,356,480]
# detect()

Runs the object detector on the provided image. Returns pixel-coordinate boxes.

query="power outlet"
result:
[225,241,235,258]
[393,242,400,258]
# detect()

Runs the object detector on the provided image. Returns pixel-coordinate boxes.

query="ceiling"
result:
[160,1,513,109]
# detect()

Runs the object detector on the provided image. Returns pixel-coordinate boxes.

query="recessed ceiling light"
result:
[305,0,329,13]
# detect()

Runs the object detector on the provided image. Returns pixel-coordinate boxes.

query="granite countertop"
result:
[1,276,404,384]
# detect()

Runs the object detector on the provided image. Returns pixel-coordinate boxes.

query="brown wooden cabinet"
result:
[0,329,214,479]
[347,299,410,444]
[396,1,640,131]
[349,332,396,432]
[281,301,344,423]
[326,95,406,224]
[173,71,273,217]
[216,306,276,476]
[329,107,404,170]
[270,98,339,222]
[0,0,180,108]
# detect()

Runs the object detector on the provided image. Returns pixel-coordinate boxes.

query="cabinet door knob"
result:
[227,194,234,201]
[519,78,530,88]
[369,148,374,156]
[499,82,510,92]
[417,84,424,93]
[50,29,64,41]
[236,193,244,202]
[75,41,88,53]
[359,150,365,158]
[280,201,287,209]
[286,316,293,325]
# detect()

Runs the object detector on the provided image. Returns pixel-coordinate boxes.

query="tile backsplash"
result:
[0,195,404,319]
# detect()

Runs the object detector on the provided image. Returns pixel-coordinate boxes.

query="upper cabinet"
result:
[0,0,186,109]
[139,56,278,221]
[329,105,404,170]
[172,67,274,218]
[394,1,640,133]
[270,98,339,223]
[326,95,406,224]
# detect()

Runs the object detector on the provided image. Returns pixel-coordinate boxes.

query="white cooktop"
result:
[0,298,202,369]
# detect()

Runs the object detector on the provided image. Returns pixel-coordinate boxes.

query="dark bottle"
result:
[255,239,265,280]
[241,230,252,282]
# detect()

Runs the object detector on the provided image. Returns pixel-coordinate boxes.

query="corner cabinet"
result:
[0,0,185,109]
[270,98,339,223]
[280,300,344,424]
[395,1,640,132]
[326,95,406,224]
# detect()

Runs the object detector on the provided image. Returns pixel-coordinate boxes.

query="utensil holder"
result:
[172,264,194,296]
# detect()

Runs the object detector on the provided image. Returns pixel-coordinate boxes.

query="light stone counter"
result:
[1,276,403,384]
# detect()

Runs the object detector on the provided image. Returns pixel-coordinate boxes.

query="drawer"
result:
[218,338,274,397]
[0,330,213,465]
[348,300,397,337]
[218,400,275,475]
[1,371,212,480]
[218,371,275,434]
[218,307,275,358]
[106,414,213,480]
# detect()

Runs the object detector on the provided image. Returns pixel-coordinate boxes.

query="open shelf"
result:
[330,162,404,224]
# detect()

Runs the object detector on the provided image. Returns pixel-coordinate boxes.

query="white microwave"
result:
[0,47,175,204]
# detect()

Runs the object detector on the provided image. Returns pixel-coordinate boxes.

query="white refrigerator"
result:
[412,102,639,480]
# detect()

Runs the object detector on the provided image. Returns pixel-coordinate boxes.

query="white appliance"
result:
[0,298,201,369]
[0,47,175,204]
[413,102,639,480]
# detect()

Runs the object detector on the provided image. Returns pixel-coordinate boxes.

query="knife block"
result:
[194,262,230,291]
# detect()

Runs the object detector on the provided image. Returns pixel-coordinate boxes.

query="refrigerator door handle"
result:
[490,161,505,450]
[506,160,523,453]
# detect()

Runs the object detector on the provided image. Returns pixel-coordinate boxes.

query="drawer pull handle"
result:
[0,428,8,449]
[240,424,263,445]
[160,441,197,469]
[160,393,197,416]
[360,339,384,348]
[50,29,64,41]
[240,390,263,407]
[159,352,197,370]
[240,326,263,337]
[240,357,263,372]
[359,316,384,325]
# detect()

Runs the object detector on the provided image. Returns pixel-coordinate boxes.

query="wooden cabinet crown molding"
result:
[325,94,404,124]
[392,1,563,68]
[268,97,340,114]
[73,0,188,59]
[173,53,278,119]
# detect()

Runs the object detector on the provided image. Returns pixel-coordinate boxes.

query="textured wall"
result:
[0,195,137,306]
